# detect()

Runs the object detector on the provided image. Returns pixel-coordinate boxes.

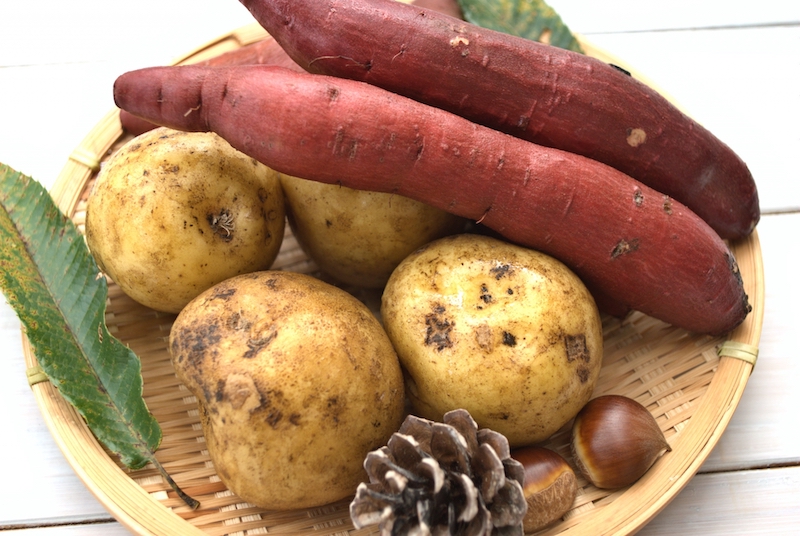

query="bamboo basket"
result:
[22,23,764,536]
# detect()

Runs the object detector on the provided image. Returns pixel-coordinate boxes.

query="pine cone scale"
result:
[350,409,528,535]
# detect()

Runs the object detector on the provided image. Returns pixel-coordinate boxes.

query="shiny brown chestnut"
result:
[511,446,578,533]
[571,394,671,489]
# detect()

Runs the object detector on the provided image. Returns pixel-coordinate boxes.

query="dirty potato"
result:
[85,127,285,313]
[280,174,465,288]
[381,234,603,446]
[169,270,406,510]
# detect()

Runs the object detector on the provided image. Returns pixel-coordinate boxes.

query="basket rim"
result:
[23,23,765,536]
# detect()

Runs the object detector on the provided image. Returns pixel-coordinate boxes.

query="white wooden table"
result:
[1,1,798,534]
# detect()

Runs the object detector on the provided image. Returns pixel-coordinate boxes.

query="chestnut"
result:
[570,394,671,489]
[511,446,578,533]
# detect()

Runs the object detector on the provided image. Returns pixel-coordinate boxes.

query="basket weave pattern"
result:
[23,24,764,536]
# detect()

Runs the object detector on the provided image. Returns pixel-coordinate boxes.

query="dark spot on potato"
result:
[425,304,454,351]
[490,264,512,280]
[214,379,225,403]
[266,409,283,428]
[507,288,514,295]
[252,388,285,426]
[480,284,493,304]
[502,331,517,347]
[244,325,278,358]
[325,219,333,227]
[634,189,644,207]
[611,238,640,259]
[169,337,181,360]
[210,286,236,301]
[289,413,301,426]
[577,366,591,383]
[205,400,219,416]
[226,311,251,331]
[327,86,340,101]
[174,323,221,370]
[326,396,346,424]
[565,334,590,363]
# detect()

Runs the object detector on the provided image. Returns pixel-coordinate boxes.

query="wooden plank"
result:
[2,0,798,69]
[0,523,130,535]
[5,25,799,213]
[6,2,799,205]
[4,24,798,211]
[701,212,800,472]
[585,25,800,214]
[552,0,800,33]
[0,306,114,526]
[1,1,797,533]
[639,466,800,535]
[0,62,123,190]
[0,0,255,67]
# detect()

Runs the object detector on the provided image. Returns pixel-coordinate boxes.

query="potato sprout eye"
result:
[210,209,235,237]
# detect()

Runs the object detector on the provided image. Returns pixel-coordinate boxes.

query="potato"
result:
[85,127,285,313]
[381,234,603,446]
[169,270,406,510]
[280,174,465,288]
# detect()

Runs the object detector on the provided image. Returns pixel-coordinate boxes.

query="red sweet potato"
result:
[119,110,160,136]
[238,0,759,241]
[113,64,749,335]
[120,0,462,136]
[120,35,304,135]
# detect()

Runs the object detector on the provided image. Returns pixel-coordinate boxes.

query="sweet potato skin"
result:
[119,110,159,136]
[120,35,304,135]
[121,0,460,136]
[239,0,759,241]
[113,64,750,335]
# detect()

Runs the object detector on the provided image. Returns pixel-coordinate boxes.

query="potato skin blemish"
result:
[424,304,454,351]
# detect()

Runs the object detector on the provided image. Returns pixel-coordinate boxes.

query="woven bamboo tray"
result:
[22,23,764,536]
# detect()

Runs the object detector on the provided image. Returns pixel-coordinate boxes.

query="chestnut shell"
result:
[570,395,671,489]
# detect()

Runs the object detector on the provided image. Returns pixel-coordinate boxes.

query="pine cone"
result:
[350,409,527,535]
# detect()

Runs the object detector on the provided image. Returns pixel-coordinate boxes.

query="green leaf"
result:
[457,0,584,53]
[0,163,197,508]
